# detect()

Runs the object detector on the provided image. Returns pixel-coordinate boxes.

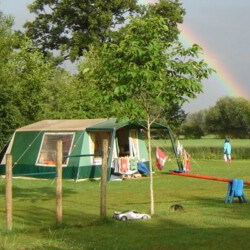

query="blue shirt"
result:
[224,142,231,154]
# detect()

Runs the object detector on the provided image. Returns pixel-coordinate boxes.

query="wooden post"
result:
[6,154,12,231]
[56,140,63,225]
[100,136,108,220]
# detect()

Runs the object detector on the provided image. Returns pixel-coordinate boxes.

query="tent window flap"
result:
[37,133,74,166]
[89,132,110,165]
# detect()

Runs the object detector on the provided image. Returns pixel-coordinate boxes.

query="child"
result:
[223,138,232,163]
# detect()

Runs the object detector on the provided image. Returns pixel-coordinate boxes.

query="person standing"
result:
[223,138,232,163]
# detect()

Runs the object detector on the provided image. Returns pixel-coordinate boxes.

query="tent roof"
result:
[86,118,129,130]
[87,119,169,130]
[16,119,108,132]
[16,118,169,132]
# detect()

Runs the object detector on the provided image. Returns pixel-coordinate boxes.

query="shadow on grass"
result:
[7,210,249,250]
[0,183,78,202]
[1,163,250,249]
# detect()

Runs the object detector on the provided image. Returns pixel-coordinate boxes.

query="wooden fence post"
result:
[6,154,12,231]
[100,136,108,220]
[56,140,63,225]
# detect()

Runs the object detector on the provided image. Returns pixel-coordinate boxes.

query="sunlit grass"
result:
[151,138,250,160]
[153,138,250,147]
[0,158,250,249]
[0,161,250,249]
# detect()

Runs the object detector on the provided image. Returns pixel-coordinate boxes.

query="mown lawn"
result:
[0,158,250,249]
[152,138,250,160]
[153,138,250,148]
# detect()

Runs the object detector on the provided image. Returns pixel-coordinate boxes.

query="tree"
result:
[91,15,213,215]
[24,0,186,63]
[43,61,111,120]
[0,12,18,147]
[0,12,55,149]
[24,0,139,61]
[181,123,204,139]
[5,38,55,124]
[40,68,81,119]
[142,0,185,42]
[180,110,207,138]
[205,97,250,138]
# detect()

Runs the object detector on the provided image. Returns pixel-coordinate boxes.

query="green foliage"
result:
[180,110,207,138]
[24,0,139,61]
[24,0,187,63]
[0,14,22,146]
[205,97,250,138]
[90,12,213,215]
[95,16,213,123]
[0,14,56,148]
[75,49,114,118]
[142,0,185,42]
[41,69,84,119]
[181,123,204,139]
[7,38,54,122]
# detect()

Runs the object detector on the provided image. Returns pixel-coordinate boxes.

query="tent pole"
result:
[167,127,183,172]
[6,154,12,231]
[56,140,63,225]
[107,129,116,180]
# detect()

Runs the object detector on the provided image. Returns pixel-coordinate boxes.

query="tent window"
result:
[89,132,110,165]
[37,133,74,166]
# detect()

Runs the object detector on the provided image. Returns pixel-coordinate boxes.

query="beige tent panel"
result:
[16,119,108,132]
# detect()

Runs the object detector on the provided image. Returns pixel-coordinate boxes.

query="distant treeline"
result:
[179,96,250,139]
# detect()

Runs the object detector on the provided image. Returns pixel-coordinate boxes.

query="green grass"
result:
[153,138,250,148]
[1,159,250,249]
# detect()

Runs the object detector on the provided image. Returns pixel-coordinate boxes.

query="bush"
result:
[181,123,204,139]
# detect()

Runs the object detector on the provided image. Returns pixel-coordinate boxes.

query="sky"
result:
[1,0,250,112]
[179,0,250,112]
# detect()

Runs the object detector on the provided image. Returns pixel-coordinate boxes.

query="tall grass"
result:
[151,138,250,160]
[1,159,250,249]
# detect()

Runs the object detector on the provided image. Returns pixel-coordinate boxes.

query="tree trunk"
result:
[56,140,63,225]
[100,135,108,220]
[147,117,154,216]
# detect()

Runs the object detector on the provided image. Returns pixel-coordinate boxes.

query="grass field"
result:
[156,138,250,148]
[0,158,250,249]
[152,138,250,160]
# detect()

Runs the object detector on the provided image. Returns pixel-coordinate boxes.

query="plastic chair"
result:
[225,178,247,203]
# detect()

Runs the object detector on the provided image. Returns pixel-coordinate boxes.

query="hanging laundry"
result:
[112,158,119,173]
[156,147,168,170]
[177,140,183,156]
[119,157,129,173]
[182,149,191,172]
[129,158,137,171]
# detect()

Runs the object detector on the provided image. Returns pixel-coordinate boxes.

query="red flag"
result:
[156,147,167,170]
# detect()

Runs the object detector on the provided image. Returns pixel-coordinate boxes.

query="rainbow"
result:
[138,0,248,98]
[179,24,247,98]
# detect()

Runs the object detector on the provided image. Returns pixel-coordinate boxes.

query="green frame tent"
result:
[0,118,182,180]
